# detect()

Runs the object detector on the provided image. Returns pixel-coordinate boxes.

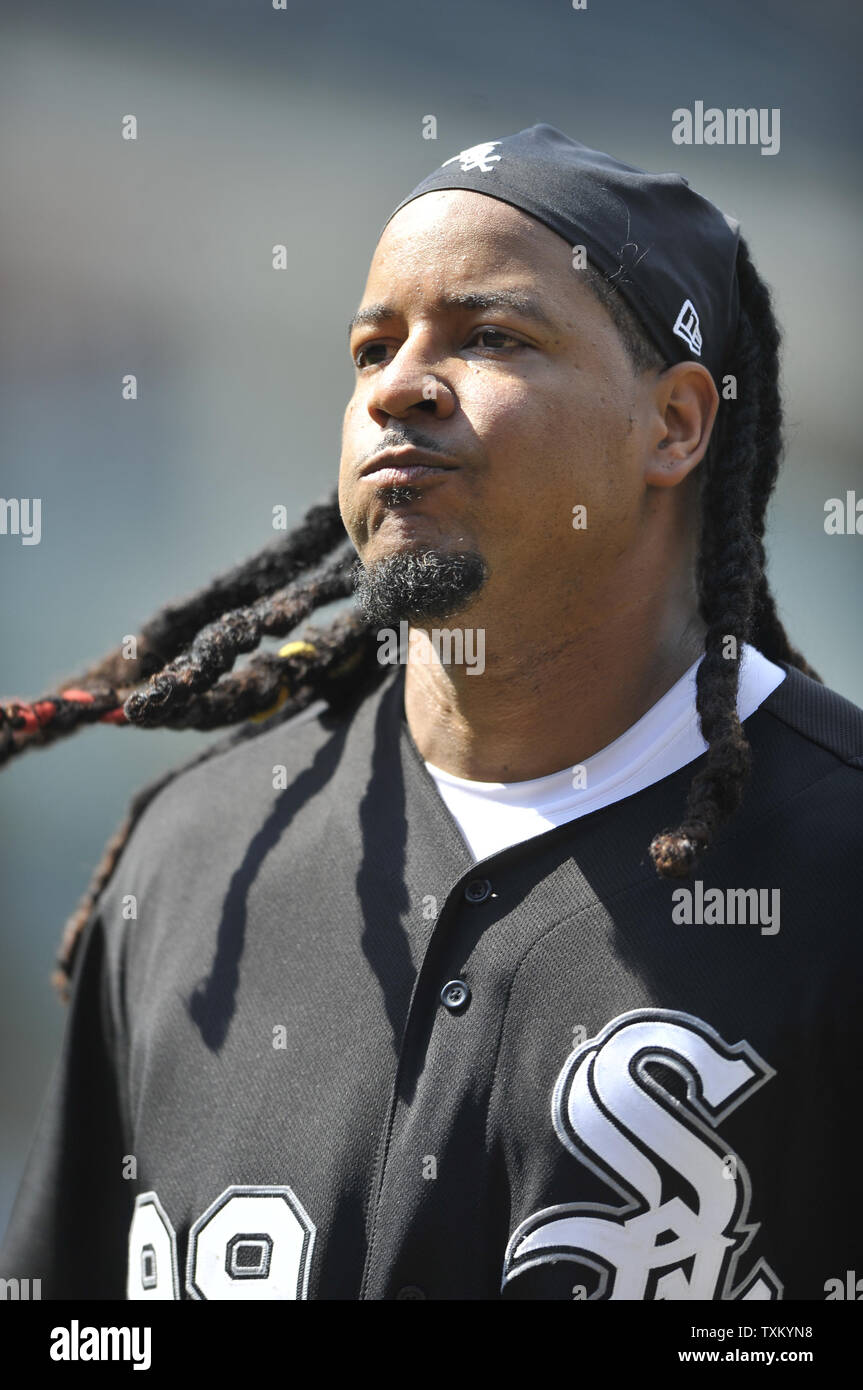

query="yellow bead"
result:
[249,641,317,723]
[249,688,290,724]
[277,641,317,660]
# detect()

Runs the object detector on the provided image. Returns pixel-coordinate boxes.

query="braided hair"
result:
[1,233,819,998]
[594,241,820,874]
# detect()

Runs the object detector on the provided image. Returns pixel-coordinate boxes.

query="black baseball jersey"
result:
[2,659,862,1301]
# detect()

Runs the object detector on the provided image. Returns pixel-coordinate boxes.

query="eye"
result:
[353,342,392,370]
[468,327,523,352]
[352,325,526,371]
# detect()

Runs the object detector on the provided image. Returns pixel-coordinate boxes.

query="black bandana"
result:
[383,124,740,384]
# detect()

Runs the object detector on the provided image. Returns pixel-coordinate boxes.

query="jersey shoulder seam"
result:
[759,664,863,771]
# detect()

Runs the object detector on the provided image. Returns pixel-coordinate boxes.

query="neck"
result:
[403,582,706,783]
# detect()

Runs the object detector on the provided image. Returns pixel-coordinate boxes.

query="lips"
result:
[358,447,457,485]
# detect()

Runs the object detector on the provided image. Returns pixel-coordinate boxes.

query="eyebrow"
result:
[347,289,558,339]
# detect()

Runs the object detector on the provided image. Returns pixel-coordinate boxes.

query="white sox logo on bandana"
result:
[441,140,501,173]
[502,1009,782,1300]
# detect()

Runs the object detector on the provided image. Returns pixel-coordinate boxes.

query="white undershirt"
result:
[423,644,786,863]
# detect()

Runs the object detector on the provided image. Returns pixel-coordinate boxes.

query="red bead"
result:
[99,708,128,724]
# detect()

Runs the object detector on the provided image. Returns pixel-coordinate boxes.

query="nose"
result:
[364,342,456,426]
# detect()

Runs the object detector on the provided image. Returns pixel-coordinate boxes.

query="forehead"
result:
[362,189,584,310]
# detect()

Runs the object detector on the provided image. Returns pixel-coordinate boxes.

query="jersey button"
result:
[440,979,471,1012]
[464,878,492,903]
[395,1285,426,1300]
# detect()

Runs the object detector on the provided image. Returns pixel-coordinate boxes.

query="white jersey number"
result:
[127,1185,316,1301]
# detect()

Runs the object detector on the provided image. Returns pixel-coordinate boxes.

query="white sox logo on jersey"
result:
[502,1009,782,1300]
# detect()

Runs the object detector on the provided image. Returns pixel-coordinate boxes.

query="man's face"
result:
[339,189,654,625]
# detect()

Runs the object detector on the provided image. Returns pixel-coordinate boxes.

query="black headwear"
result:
[383,125,740,385]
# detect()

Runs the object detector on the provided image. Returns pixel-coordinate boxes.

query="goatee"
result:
[351,547,488,627]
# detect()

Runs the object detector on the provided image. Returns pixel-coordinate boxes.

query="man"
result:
[1,126,861,1301]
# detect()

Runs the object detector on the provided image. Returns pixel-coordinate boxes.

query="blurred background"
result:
[1,0,861,1241]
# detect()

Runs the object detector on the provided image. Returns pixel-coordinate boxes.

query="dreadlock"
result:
[583,242,820,874]
[2,234,820,997]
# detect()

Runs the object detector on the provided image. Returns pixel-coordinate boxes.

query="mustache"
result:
[356,427,450,468]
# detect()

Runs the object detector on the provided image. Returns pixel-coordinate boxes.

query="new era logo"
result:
[441,141,501,173]
[673,298,703,355]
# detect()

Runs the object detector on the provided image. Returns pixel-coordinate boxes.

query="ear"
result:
[643,362,719,488]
